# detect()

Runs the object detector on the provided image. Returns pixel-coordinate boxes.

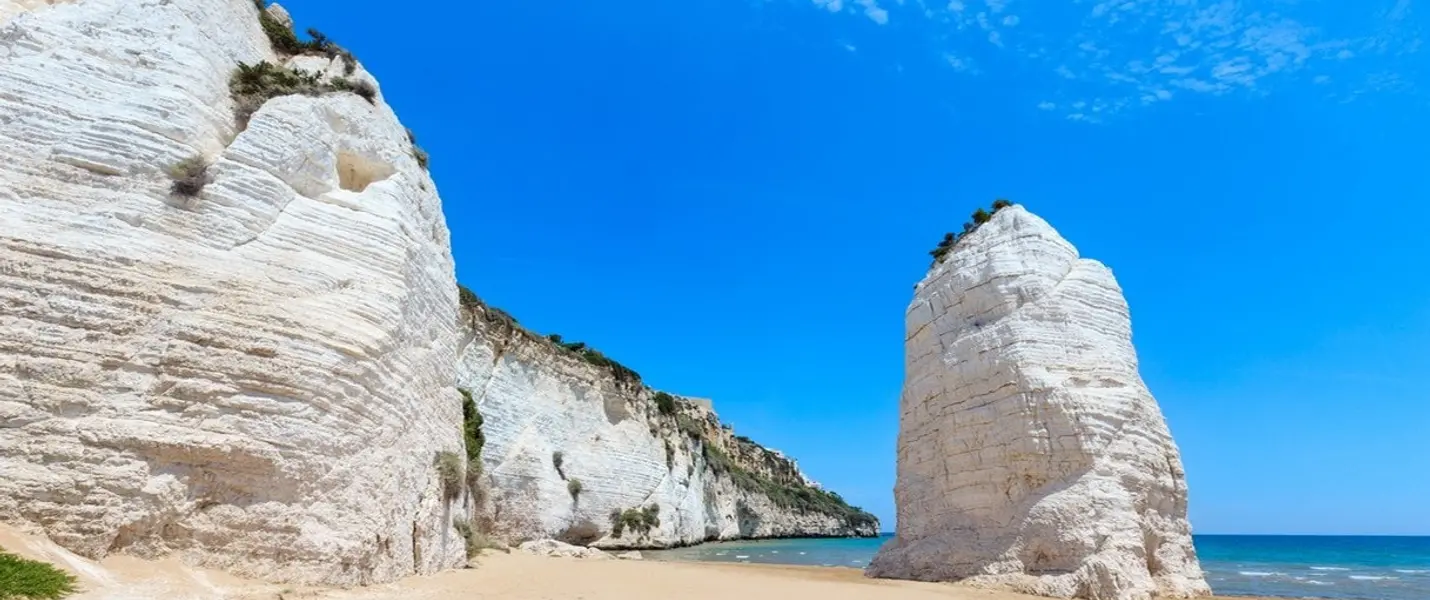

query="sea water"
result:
[646,535,1430,600]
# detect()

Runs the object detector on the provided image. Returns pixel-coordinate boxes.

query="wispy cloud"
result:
[805,0,1423,119]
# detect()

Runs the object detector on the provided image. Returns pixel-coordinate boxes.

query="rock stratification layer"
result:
[0,0,466,584]
[866,206,1210,600]
[456,298,879,547]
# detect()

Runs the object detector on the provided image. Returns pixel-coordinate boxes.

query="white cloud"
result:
[857,0,888,24]
[944,53,977,72]
[1037,101,1057,110]
[806,0,1420,117]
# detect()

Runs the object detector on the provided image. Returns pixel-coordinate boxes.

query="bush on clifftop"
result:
[653,391,677,415]
[928,199,1018,268]
[228,61,372,129]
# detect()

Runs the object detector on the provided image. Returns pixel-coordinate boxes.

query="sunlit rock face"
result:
[866,206,1210,600]
[0,0,466,584]
[455,303,879,548]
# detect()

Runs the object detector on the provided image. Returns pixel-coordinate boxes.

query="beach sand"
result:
[310,552,1271,600]
[4,525,1267,600]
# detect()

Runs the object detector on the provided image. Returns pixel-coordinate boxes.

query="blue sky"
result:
[292,0,1428,535]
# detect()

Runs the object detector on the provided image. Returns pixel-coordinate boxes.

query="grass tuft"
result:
[435,451,463,501]
[166,155,211,198]
[0,550,79,600]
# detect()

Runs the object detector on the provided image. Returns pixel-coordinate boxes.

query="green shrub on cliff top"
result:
[229,61,372,129]
[0,550,78,600]
[928,199,1019,268]
[653,391,677,415]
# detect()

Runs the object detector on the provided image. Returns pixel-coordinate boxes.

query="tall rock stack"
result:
[866,206,1210,600]
[0,0,466,585]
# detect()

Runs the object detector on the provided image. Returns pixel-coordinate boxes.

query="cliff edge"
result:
[865,205,1210,600]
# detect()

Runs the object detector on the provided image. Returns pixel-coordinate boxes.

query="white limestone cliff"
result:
[0,0,468,585]
[455,300,879,548]
[866,206,1210,599]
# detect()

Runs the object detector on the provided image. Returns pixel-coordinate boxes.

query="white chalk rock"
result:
[0,0,465,585]
[866,206,1210,600]
[517,539,613,560]
[265,2,292,28]
[455,306,880,548]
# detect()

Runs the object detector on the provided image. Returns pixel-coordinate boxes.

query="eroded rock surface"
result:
[456,301,879,548]
[866,206,1210,600]
[0,0,466,584]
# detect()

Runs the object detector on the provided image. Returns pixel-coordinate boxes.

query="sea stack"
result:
[866,205,1210,600]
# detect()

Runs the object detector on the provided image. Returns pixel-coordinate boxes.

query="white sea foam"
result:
[1310,566,1350,571]
[1349,575,1397,581]
[1394,569,1428,574]
[1305,580,1333,586]
[1239,571,1277,577]
[735,555,750,559]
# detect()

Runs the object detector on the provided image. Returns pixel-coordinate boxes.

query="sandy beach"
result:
[4,525,1274,600]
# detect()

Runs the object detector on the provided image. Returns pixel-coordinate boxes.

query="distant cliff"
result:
[455,291,879,547]
[867,204,1209,600]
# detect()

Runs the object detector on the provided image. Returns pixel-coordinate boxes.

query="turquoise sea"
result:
[646,535,1430,600]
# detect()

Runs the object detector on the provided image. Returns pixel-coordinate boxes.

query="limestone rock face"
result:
[0,0,466,585]
[456,303,879,548]
[866,207,1210,600]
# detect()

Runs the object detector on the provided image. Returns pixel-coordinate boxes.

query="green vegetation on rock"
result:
[652,391,677,415]
[166,155,211,198]
[435,451,463,501]
[228,62,369,129]
[0,550,78,600]
[702,444,877,531]
[459,388,485,494]
[609,505,661,538]
[567,478,582,501]
[929,199,1018,267]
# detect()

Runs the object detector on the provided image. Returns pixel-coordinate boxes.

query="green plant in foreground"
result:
[0,550,79,600]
